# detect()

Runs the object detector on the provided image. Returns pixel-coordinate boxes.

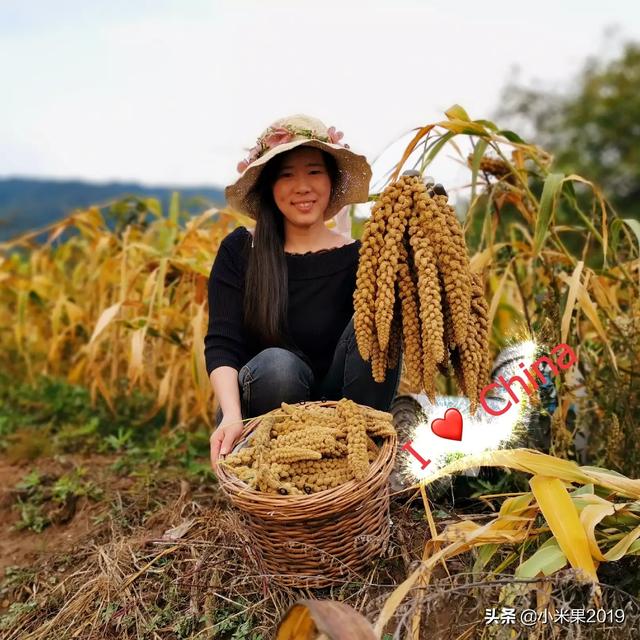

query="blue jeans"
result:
[235,316,402,420]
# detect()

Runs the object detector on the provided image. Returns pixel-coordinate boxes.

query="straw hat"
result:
[225,114,372,220]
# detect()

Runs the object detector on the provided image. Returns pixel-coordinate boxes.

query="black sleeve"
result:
[203,235,248,376]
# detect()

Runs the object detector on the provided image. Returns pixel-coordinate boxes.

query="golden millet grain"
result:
[354,190,394,360]
[223,446,255,468]
[223,400,395,493]
[467,154,512,180]
[337,398,370,481]
[374,177,413,352]
[433,194,472,345]
[387,305,403,371]
[270,446,323,464]
[370,327,389,383]
[470,272,490,394]
[397,246,424,392]
[350,173,488,407]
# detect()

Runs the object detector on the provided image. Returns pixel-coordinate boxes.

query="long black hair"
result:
[243,148,339,349]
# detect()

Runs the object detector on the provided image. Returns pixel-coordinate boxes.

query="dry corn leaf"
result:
[67,355,87,384]
[436,520,532,545]
[64,299,85,326]
[529,475,597,580]
[389,124,435,182]
[88,302,122,345]
[373,521,496,636]
[604,524,640,561]
[565,174,609,263]
[469,243,508,273]
[579,503,616,562]
[418,449,640,499]
[277,600,376,640]
[560,260,584,344]
[559,270,618,372]
[156,364,173,409]
[591,275,620,314]
[51,295,65,337]
[487,264,511,331]
[190,303,209,394]
[128,327,146,383]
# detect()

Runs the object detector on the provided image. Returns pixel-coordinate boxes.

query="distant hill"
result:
[0,177,226,243]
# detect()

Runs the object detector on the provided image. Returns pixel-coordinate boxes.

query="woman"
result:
[205,115,402,468]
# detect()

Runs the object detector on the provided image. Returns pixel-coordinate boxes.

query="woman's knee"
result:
[239,347,314,394]
[342,345,403,411]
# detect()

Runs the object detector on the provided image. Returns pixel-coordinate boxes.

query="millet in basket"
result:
[218,398,397,495]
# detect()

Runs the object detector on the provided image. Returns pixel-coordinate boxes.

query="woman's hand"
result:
[210,413,245,471]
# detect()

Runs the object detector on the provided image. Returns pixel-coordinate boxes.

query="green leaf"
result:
[470,139,489,203]
[144,197,163,218]
[627,539,640,555]
[498,129,527,144]
[580,465,631,479]
[462,125,489,137]
[473,543,498,575]
[169,192,180,225]
[157,192,180,256]
[475,119,498,131]
[420,131,454,170]
[570,484,595,496]
[16,469,42,491]
[611,217,640,256]
[533,173,564,256]
[445,104,470,121]
[516,539,568,578]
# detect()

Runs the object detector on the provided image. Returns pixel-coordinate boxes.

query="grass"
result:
[0,370,214,480]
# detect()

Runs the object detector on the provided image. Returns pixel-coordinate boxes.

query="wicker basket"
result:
[216,400,397,588]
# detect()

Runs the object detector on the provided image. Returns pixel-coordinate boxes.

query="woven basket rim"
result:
[216,400,397,514]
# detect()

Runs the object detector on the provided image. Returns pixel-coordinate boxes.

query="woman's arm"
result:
[204,229,251,469]
[209,366,245,468]
[209,366,242,420]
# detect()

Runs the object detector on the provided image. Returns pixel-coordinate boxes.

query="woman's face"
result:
[271,147,332,227]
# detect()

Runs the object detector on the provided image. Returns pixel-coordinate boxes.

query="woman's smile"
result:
[292,199,316,213]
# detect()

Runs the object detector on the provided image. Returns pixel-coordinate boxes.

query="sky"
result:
[1,0,639,194]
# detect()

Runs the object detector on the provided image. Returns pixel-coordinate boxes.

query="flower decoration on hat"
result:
[327,126,344,145]
[236,123,351,174]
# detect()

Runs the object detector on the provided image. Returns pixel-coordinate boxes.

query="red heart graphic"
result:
[431,408,463,441]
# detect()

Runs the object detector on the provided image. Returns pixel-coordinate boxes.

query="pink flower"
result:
[263,127,294,148]
[237,142,264,173]
[327,126,344,145]
[247,143,262,161]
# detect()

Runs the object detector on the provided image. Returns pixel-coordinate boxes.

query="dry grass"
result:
[1,478,432,640]
[3,476,640,639]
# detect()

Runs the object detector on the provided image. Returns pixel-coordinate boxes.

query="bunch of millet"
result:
[219,399,396,495]
[467,153,515,183]
[353,174,490,411]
